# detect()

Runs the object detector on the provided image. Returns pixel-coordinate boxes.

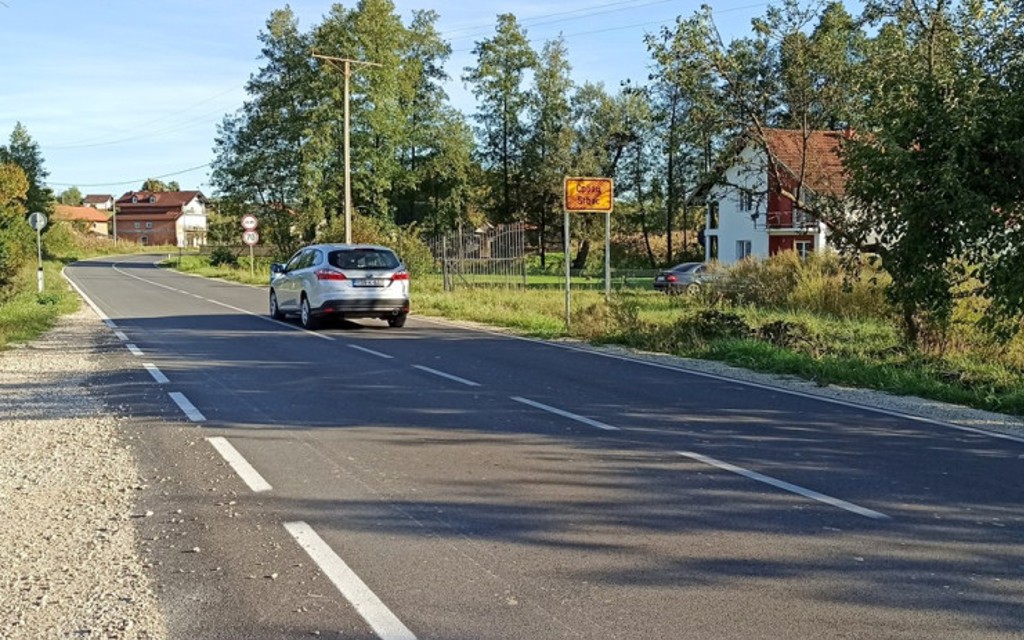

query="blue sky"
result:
[0,0,768,197]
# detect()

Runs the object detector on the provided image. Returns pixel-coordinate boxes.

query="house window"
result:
[140,236,148,245]
[795,240,813,259]
[131,195,138,203]
[145,222,153,229]
[148,195,156,203]
[134,222,140,229]
[736,240,752,260]
[738,189,754,212]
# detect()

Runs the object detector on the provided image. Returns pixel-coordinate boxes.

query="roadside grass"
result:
[167,252,1024,417]
[172,254,271,286]
[0,261,80,349]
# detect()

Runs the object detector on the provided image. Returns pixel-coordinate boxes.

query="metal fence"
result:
[427,223,528,291]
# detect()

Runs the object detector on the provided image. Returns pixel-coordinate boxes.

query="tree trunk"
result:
[572,238,591,270]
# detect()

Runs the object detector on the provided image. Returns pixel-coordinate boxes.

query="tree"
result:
[463,14,537,222]
[0,163,33,293]
[211,7,319,248]
[523,37,575,266]
[0,123,53,217]
[845,0,1024,340]
[58,186,83,205]
[141,179,169,192]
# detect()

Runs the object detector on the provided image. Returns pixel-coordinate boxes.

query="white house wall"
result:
[707,145,770,265]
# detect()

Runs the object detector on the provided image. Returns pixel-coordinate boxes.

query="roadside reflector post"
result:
[28,212,47,293]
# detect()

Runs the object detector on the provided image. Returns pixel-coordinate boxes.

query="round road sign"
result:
[241,214,258,230]
[28,212,48,231]
[242,230,260,246]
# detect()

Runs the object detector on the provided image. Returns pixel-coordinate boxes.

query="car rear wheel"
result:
[300,295,319,330]
[269,290,285,320]
[387,312,407,328]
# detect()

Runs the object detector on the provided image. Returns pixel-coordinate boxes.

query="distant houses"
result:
[112,190,208,247]
[82,194,115,211]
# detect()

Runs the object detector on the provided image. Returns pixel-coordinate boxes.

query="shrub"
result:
[209,246,238,267]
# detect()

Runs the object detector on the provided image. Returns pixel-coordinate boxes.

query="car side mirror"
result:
[270,263,285,275]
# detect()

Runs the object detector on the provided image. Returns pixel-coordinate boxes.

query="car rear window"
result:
[328,248,400,270]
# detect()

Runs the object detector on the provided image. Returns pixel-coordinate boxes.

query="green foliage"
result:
[209,246,238,267]
[463,13,537,222]
[58,186,83,205]
[714,252,891,320]
[0,123,53,217]
[41,221,76,259]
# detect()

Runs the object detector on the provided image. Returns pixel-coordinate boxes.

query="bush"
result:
[41,221,76,259]
[209,246,238,267]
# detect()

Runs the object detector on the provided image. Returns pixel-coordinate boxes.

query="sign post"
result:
[562,178,614,328]
[242,218,260,279]
[28,212,47,293]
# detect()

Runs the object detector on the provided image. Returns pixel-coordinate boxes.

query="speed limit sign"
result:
[241,214,258,230]
[242,230,259,246]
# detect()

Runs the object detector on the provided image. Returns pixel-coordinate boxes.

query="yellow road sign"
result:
[564,177,614,213]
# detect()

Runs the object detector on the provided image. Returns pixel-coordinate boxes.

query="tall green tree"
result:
[846,0,1024,340]
[0,163,33,293]
[463,13,537,222]
[523,37,575,266]
[0,123,53,217]
[211,7,319,246]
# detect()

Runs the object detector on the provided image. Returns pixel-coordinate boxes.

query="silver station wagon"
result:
[269,243,410,329]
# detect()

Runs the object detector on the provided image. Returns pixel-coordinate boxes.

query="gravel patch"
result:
[0,306,167,639]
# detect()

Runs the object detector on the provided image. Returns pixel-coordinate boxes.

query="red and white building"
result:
[113,190,208,247]
[704,129,849,265]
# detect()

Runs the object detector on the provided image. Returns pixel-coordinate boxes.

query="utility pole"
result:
[313,53,381,244]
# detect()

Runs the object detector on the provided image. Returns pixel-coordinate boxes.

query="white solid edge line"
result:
[108,260,334,342]
[127,344,144,357]
[61,267,116,328]
[511,396,620,431]
[349,344,394,359]
[206,437,272,493]
[415,315,1024,446]
[412,364,480,387]
[284,521,417,640]
[143,363,169,384]
[168,392,206,422]
[678,450,890,520]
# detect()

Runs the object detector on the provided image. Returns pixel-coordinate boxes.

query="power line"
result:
[47,163,210,189]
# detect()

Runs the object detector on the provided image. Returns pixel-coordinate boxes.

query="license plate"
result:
[353,278,385,287]
[655,276,665,282]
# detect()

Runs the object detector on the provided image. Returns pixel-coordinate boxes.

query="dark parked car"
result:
[653,262,709,294]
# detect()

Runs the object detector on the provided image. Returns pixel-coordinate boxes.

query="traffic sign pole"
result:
[28,212,48,293]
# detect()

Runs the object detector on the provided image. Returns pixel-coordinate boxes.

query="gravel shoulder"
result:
[1,307,1020,639]
[0,306,167,639]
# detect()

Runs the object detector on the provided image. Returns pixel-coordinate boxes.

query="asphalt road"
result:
[64,254,1024,639]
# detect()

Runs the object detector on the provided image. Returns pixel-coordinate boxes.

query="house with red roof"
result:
[53,205,111,237]
[703,129,849,264]
[113,190,208,246]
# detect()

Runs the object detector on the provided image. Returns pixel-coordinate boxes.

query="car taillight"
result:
[392,271,410,281]
[315,269,347,281]
[666,274,677,282]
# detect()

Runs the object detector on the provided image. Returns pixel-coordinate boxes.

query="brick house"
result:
[113,190,208,247]
[703,129,849,265]
[53,204,111,237]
